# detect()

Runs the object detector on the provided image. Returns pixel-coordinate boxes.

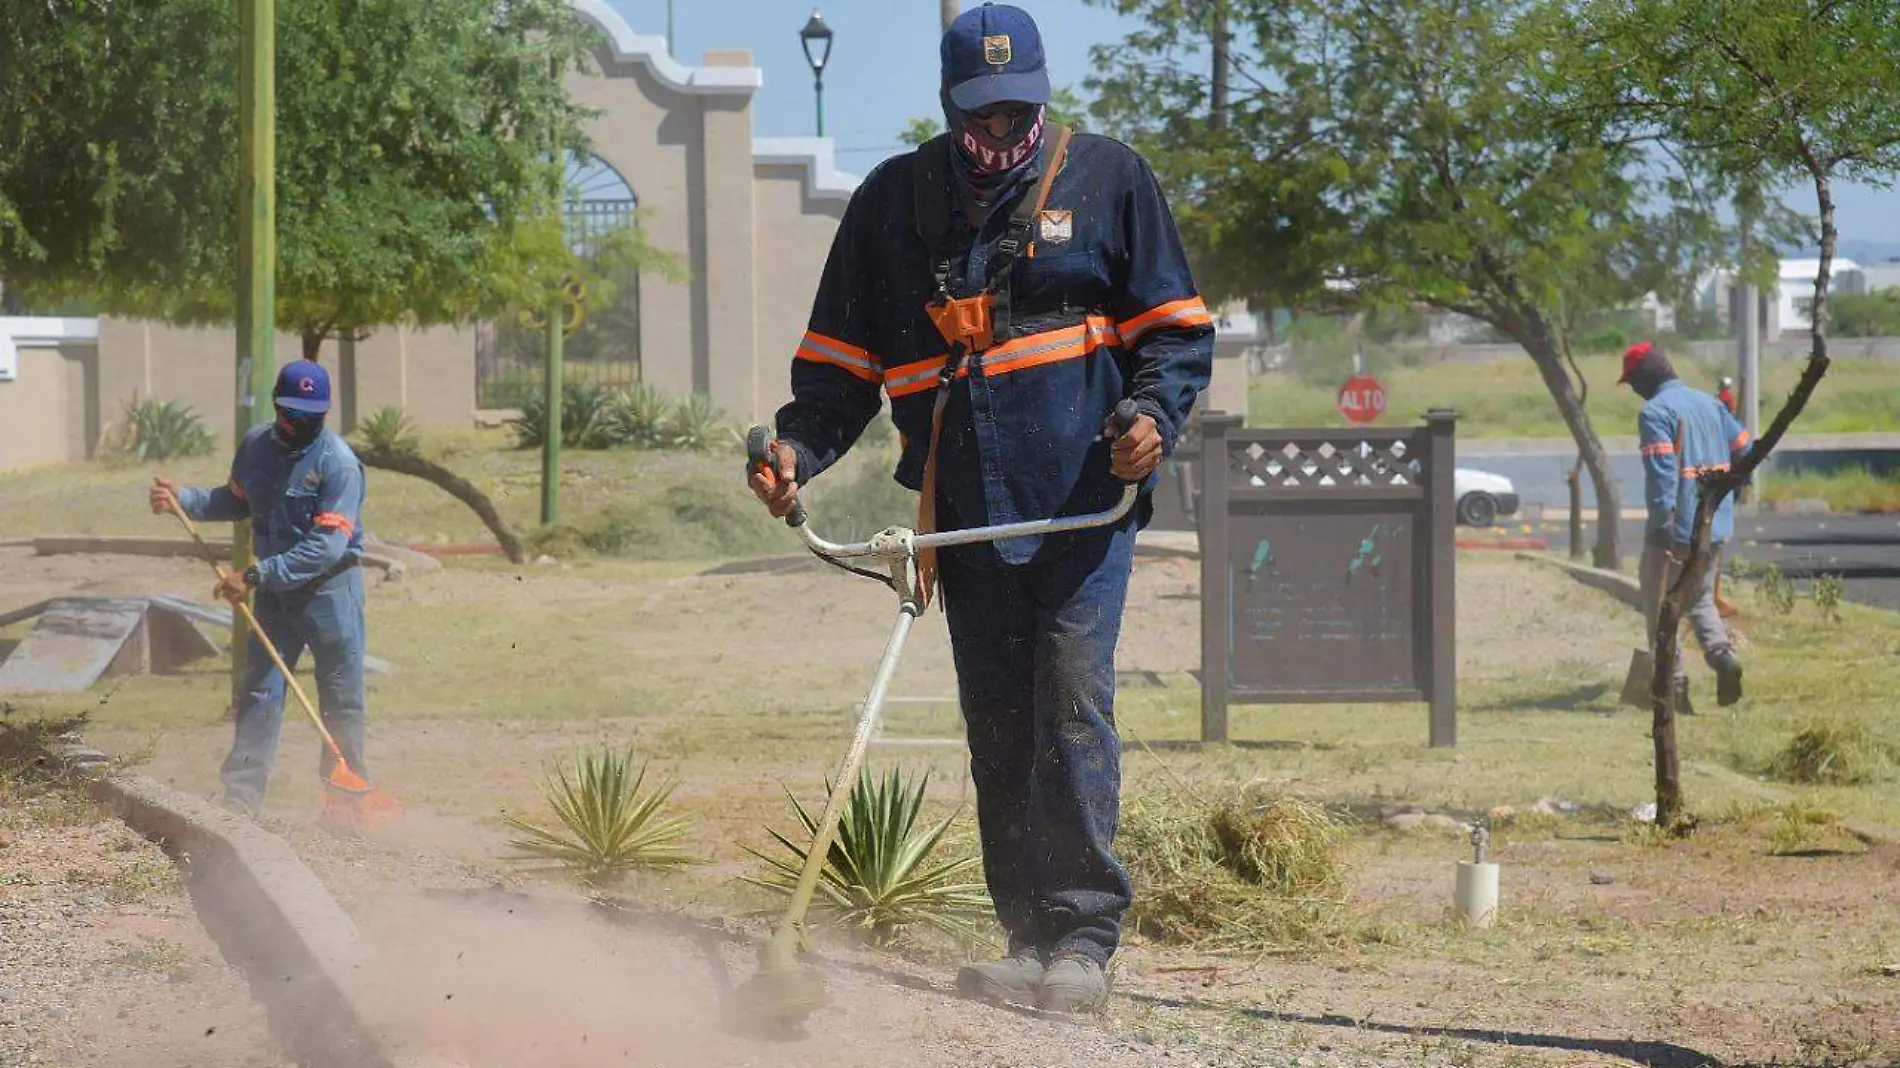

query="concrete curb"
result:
[30,535,407,578]
[54,743,397,1068]
[1516,551,1644,611]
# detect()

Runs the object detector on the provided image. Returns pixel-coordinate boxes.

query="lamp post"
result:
[799,10,834,137]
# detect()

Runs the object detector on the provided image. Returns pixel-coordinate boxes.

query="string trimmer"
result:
[729,400,1141,1028]
[164,495,401,829]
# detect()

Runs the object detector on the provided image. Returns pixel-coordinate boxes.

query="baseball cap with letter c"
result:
[273,359,332,413]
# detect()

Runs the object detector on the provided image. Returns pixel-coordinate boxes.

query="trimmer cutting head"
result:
[727,946,829,1030]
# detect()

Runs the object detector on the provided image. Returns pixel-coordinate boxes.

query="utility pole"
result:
[941,0,959,33]
[232,0,277,713]
[1736,188,1764,502]
[1210,0,1231,133]
[666,0,676,58]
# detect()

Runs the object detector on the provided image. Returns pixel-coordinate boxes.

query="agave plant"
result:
[105,396,216,462]
[660,392,728,452]
[743,767,991,947]
[607,381,673,447]
[500,746,698,884]
[353,405,422,457]
[509,382,625,450]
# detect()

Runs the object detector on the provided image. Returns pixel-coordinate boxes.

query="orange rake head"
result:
[317,761,403,831]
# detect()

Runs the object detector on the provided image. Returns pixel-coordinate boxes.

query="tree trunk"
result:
[1517,329,1621,570]
[1649,167,1838,835]
[356,445,529,564]
[940,0,959,33]
[301,328,325,363]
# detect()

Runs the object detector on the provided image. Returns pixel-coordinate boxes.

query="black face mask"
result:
[273,407,326,450]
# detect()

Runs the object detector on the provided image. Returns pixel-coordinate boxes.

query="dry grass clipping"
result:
[1768,721,1899,786]
[1118,784,1355,953]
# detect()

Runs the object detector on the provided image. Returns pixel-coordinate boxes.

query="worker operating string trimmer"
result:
[747,2,1214,1017]
[147,359,394,828]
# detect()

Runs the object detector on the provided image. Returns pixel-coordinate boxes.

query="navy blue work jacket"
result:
[773,131,1216,564]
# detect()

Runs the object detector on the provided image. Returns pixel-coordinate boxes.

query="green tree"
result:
[0,0,667,360]
[1087,0,1732,569]
[1826,290,1900,338]
[1567,0,1900,831]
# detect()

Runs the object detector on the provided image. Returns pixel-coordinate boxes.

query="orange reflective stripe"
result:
[882,317,1122,398]
[1641,442,1676,457]
[883,354,952,399]
[795,330,881,383]
[981,317,1118,377]
[1732,429,1753,450]
[313,512,354,536]
[1118,296,1213,344]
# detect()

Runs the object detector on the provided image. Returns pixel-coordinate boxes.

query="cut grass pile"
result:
[1249,352,1900,437]
[1765,721,1900,787]
[1118,784,1356,952]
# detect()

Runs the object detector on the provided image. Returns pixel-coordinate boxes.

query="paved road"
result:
[1534,513,1900,612]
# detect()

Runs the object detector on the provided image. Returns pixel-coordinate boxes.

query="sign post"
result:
[1337,372,1388,426]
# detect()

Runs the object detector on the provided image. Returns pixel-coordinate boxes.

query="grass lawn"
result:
[4,442,1899,1066]
[1251,351,1900,438]
[1759,465,1900,513]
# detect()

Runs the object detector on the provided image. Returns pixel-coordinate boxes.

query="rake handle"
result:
[165,497,350,769]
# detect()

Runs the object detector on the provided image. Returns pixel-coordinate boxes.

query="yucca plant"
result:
[509,382,625,450]
[500,746,698,885]
[660,392,728,452]
[607,381,673,447]
[743,767,991,947]
[354,405,422,457]
[104,396,216,463]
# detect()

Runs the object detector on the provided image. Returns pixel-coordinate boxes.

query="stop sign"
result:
[1337,373,1387,425]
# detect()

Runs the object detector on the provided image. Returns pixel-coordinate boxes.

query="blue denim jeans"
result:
[937,520,1137,966]
[221,566,369,814]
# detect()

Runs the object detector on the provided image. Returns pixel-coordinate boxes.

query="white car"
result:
[1454,467,1520,527]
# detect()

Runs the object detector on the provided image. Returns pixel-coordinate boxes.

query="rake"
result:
[164,492,400,829]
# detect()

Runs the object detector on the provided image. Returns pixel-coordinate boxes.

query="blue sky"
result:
[609,0,1900,254]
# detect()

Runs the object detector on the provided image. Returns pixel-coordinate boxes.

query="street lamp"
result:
[799,9,834,137]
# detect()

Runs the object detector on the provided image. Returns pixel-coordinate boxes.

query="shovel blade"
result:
[1620,647,1655,709]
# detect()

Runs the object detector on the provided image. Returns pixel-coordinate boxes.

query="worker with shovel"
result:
[1621,341,1750,712]
[148,359,373,821]
[749,2,1213,1015]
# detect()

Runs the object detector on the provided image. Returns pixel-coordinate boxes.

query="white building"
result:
[1775,258,1865,335]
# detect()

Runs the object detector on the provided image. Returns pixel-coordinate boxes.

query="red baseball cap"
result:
[1618,341,1654,385]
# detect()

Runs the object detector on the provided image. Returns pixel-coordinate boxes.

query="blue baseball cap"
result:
[941,3,1051,111]
[273,359,331,413]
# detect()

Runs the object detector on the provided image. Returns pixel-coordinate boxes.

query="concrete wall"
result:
[0,343,95,468]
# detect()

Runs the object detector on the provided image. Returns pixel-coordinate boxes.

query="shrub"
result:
[1767,722,1899,786]
[743,767,990,948]
[353,406,422,457]
[500,746,697,885]
[509,382,622,450]
[102,396,216,463]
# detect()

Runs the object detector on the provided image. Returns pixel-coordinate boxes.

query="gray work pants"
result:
[1639,541,1733,680]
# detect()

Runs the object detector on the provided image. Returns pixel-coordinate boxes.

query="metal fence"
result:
[474,193,643,410]
[1191,410,1461,747]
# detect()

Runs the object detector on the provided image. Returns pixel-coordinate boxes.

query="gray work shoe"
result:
[1037,953,1109,1014]
[956,948,1044,1006]
[1711,648,1744,707]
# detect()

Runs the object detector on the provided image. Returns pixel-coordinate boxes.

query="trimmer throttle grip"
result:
[1107,398,1141,438]
[745,424,807,528]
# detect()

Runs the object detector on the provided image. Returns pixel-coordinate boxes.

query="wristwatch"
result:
[241,565,261,589]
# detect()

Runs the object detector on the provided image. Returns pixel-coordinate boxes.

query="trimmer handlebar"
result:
[747,398,1144,561]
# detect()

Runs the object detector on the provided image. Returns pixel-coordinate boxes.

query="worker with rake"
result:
[148,359,375,822]
[749,3,1213,1014]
